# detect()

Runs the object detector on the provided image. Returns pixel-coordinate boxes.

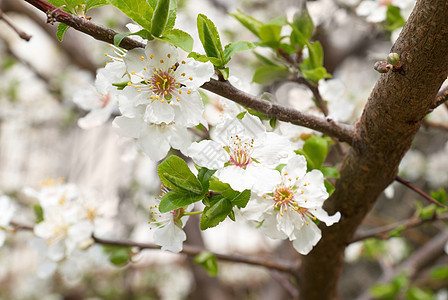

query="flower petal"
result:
[112,116,143,139]
[188,140,228,169]
[144,100,175,124]
[176,58,214,89]
[291,220,321,255]
[153,221,186,253]
[138,125,171,161]
[172,89,205,127]
[144,40,178,69]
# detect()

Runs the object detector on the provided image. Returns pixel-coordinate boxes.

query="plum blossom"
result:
[113,107,193,162]
[148,189,193,253]
[188,113,294,193]
[0,195,16,247]
[242,155,340,255]
[121,40,214,127]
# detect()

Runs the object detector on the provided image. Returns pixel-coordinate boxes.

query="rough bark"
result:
[299,1,448,299]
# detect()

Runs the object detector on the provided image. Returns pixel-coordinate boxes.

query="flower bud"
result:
[374,61,391,73]
[387,53,400,66]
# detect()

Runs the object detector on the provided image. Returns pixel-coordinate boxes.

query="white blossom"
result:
[242,155,340,254]
[0,195,16,247]
[189,113,294,193]
[356,0,415,23]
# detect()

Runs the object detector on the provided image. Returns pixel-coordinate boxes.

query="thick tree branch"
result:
[300,1,448,299]
[430,85,448,109]
[202,79,354,144]
[351,213,448,243]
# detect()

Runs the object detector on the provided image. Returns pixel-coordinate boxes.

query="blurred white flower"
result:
[0,195,16,247]
[426,142,448,188]
[356,0,415,23]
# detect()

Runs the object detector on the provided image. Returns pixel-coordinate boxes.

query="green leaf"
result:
[200,195,232,230]
[33,204,44,224]
[291,2,314,41]
[188,52,222,65]
[306,41,324,69]
[209,180,231,192]
[385,5,406,32]
[320,166,339,179]
[252,65,289,85]
[197,14,224,64]
[103,245,132,266]
[56,23,70,41]
[302,136,331,170]
[258,24,282,47]
[150,0,170,37]
[324,180,335,196]
[165,0,177,31]
[223,41,256,65]
[86,0,108,10]
[157,155,203,193]
[301,67,332,83]
[217,67,230,80]
[405,287,434,300]
[194,251,218,276]
[222,189,251,209]
[106,0,154,32]
[230,10,263,37]
[415,202,436,219]
[290,26,307,49]
[159,190,204,213]
[431,265,448,281]
[269,117,277,129]
[370,283,399,300]
[155,29,193,52]
[253,51,278,66]
[388,225,405,238]
[197,167,216,193]
[114,29,152,47]
[430,188,447,204]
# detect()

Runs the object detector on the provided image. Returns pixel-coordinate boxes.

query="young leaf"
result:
[150,0,170,37]
[113,29,151,47]
[385,5,406,32]
[222,189,251,209]
[106,0,154,32]
[155,29,193,52]
[217,67,230,80]
[33,204,44,224]
[56,23,70,41]
[197,167,216,193]
[197,14,224,64]
[302,135,330,170]
[291,2,314,41]
[223,41,256,65]
[301,67,332,83]
[157,155,203,193]
[230,10,263,37]
[200,195,232,230]
[430,188,447,204]
[159,190,204,213]
[320,166,339,179]
[258,24,282,47]
[194,251,218,276]
[306,41,324,69]
[252,65,289,85]
[86,0,108,11]
[103,245,132,266]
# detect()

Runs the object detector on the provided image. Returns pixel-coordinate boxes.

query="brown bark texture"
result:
[299,1,448,299]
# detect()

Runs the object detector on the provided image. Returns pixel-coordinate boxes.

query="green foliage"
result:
[194,251,218,276]
[157,155,203,194]
[320,167,339,179]
[290,3,313,49]
[296,136,333,170]
[150,0,170,37]
[363,239,387,259]
[324,180,335,196]
[252,65,289,84]
[197,168,216,192]
[154,29,193,52]
[385,5,406,32]
[159,190,204,213]
[430,188,447,205]
[113,29,151,47]
[222,189,251,209]
[56,23,70,41]
[431,265,448,281]
[103,245,132,266]
[258,24,282,47]
[370,274,408,300]
[300,41,332,83]
[223,41,256,65]
[405,287,434,300]
[33,204,44,224]
[200,195,233,230]
[230,9,263,37]
[106,0,154,32]
[415,201,436,219]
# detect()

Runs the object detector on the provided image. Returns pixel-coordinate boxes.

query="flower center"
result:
[151,71,177,97]
[379,0,392,6]
[228,135,253,168]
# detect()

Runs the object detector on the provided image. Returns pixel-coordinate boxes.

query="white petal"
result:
[138,125,171,161]
[172,89,205,127]
[277,210,304,239]
[260,212,289,239]
[282,155,308,181]
[144,100,175,124]
[246,165,282,194]
[37,260,58,279]
[145,40,178,69]
[311,208,341,226]
[240,113,266,139]
[252,132,294,167]
[78,105,114,129]
[153,221,186,253]
[47,242,66,261]
[291,220,322,255]
[124,48,147,78]
[216,166,254,192]
[188,140,228,169]
[165,125,193,154]
[176,58,214,89]
[241,195,274,221]
[0,231,5,247]
[112,116,143,139]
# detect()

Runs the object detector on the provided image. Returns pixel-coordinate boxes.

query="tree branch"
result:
[395,175,446,208]
[300,1,448,298]
[202,79,354,144]
[351,213,448,243]
[9,220,297,274]
[430,84,448,109]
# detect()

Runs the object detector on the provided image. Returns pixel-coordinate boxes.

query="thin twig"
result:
[422,120,448,132]
[395,175,446,208]
[0,9,32,41]
[23,0,355,145]
[294,77,329,116]
[351,213,448,243]
[8,220,297,274]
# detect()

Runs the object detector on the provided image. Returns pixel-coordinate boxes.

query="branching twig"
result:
[8,220,297,274]
[395,175,446,208]
[24,0,355,145]
[0,9,32,41]
[351,213,448,243]
[202,79,354,144]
